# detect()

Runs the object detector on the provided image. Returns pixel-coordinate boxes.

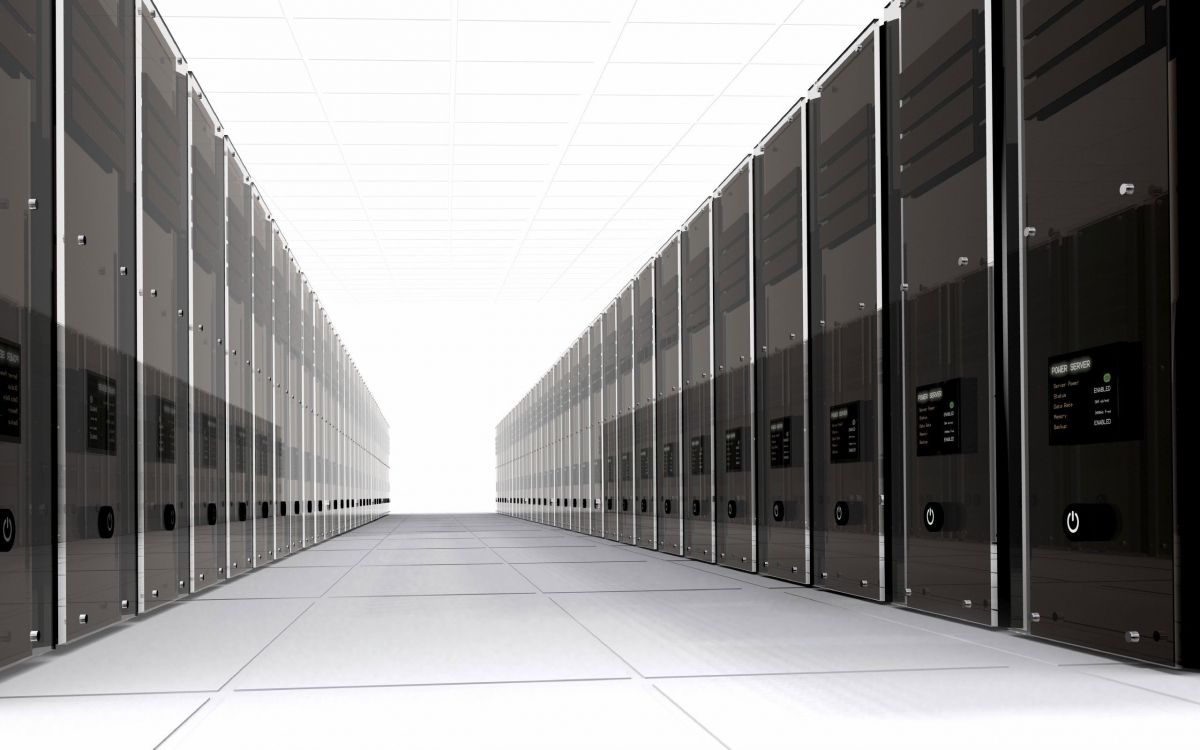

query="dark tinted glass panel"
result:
[755,106,809,584]
[808,30,885,601]
[297,267,309,547]
[189,83,226,590]
[634,264,656,549]
[226,153,253,574]
[0,0,54,662]
[888,0,995,625]
[272,231,289,555]
[681,203,713,562]
[60,0,139,640]
[139,12,189,609]
[1021,0,1175,664]
[602,305,618,540]
[589,320,604,535]
[617,285,634,545]
[251,197,272,563]
[655,239,683,555]
[713,162,755,571]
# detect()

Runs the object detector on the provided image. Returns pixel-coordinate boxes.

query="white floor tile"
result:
[3,693,208,748]
[229,595,628,689]
[326,563,536,597]
[0,599,311,696]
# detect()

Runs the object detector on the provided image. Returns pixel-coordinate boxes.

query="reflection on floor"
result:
[3,513,1198,748]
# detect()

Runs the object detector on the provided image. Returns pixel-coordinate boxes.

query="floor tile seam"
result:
[650,684,732,750]
[153,697,211,750]
[214,601,317,692]
[1081,670,1200,707]
[475,519,648,682]
[0,688,216,701]
[230,676,635,693]
[644,664,1012,681]
[316,532,390,599]
[465,525,547,597]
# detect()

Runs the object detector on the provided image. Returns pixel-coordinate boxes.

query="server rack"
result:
[302,280,314,543]
[633,263,656,550]
[187,74,227,592]
[315,303,326,539]
[579,337,589,532]
[225,145,253,576]
[617,286,634,545]
[136,7,190,610]
[713,158,756,572]
[289,259,304,548]
[885,0,998,624]
[56,0,139,640]
[554,358,564,528]
[250,192,272,564]
[655,236,684,556]
[589,318,604,537]
[576,336,590,535]
[754,99,810,585]
[564,348,575,531]
[807,24,888,601]
[602,303,618,541]
[1,0,55,664]
[1017,0,1179,665]
[681,201,714,562]
[271,225,289,556]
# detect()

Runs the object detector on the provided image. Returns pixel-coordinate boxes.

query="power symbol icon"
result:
[926,507,936,527]
[1066,510,1081,535]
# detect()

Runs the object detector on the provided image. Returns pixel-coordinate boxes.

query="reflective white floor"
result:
[3,513,1198,749]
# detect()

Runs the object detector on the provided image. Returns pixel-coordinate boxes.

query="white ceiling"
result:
[154,0,886,511]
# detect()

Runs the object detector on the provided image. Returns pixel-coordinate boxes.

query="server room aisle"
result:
[2,514,1197,748]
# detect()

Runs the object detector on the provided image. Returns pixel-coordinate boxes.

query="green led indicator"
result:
[1103,373,1112,383]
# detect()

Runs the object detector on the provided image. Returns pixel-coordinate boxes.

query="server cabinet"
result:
[571,339,583,532]
[886,0,997,624]
[713,159,756,572]
[56,0,139,640]
[655,237,684,555]
[534,377,542,524]
[577,336,590,534]
[563,352,572,530]
[271,226,290,556]
[633,264,656,549]
[682,202,714,562]
[754,101,810,584]
[286,245,301,544]
[137,8,189,610]
[554,359,563,528]
[301,276,313,544]
[187,76,226,592]
[1020,0,1178,664]
[1,0,54,664]
[250,193,272,563]
[808,25,887,601]
[578,338,589,532]
[563,350,573,530]
[589,318,604,537]
[225,147,253,575]
[602,304,619,540]
[617,285,634,545]
[314,302,326,540]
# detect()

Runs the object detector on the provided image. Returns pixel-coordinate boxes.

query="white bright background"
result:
[155,0,886,513]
